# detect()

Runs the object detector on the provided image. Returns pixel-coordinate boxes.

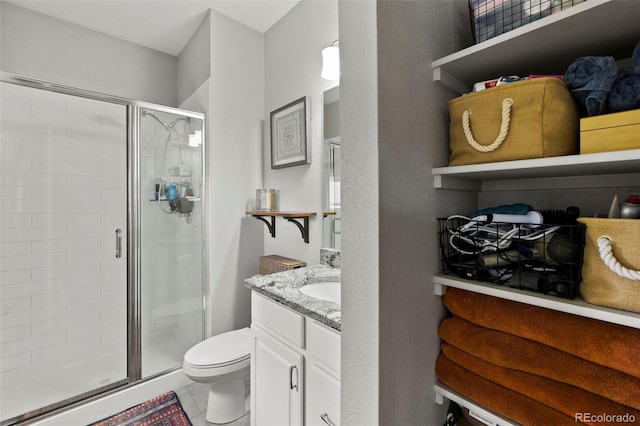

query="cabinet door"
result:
[251,326,304,426]
[306,364,340,426]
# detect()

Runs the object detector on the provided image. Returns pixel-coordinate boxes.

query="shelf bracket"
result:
[284,216,310,243]
[252,215,276,238]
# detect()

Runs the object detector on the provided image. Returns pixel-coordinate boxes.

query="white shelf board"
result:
[432,0,640,93]
[434,274,640,330]
[434,382,516,426]
[432,150,640,189]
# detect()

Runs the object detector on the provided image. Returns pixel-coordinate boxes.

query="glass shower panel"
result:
[0,82,128,422]
[139,108,204,378]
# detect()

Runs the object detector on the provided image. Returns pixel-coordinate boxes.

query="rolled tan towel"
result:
[439,316,640,410]
[436,354,577,425]
[442,342,640,423]
[442,288,640,378]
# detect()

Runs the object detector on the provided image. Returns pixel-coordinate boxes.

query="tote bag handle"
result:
[462,98,513,152]
[597,236,640,280]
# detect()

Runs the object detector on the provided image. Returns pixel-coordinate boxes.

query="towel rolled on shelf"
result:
[442,288,640,379]
[607,63,640,112]
[441,343,640,423]
[435,354,577,425]
[564,56,617,117]
[439,316,640,410]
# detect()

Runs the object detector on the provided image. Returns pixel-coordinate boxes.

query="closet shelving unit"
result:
[431,0,640,422]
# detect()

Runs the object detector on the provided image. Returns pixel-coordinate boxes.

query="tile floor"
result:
[175,381,250,426]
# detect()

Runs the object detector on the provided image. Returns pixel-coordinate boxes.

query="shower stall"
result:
[0,75,206,424]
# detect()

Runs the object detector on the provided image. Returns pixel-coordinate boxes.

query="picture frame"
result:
[270,96,311,169]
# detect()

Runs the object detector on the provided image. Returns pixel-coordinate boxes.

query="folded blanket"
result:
[439,316,640,410]
[442,288,640,378]
[607,65,640,113]
[564,56,617,116]
[441,344,640,425]
[435,354,576,425]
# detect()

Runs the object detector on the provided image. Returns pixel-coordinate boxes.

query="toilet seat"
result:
[184,327,251,369]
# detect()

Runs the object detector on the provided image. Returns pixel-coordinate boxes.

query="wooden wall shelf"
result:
[246,211,317,243]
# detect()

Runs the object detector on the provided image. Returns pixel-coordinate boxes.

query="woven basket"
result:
[448,78,579,166]
[577,217,640,313]
[259,255,306,275]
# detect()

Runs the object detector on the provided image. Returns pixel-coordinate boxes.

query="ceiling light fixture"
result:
[321,40,340,80]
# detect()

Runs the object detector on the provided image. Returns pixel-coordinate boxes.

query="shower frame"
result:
[0,72,208,425]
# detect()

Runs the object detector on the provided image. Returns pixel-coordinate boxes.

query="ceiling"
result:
[5,0,301,56]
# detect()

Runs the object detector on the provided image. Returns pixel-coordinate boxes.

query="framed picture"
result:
[270,96,311,169]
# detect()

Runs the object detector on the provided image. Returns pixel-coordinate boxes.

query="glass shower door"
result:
[0,82,128,422]
[138,107,204,378]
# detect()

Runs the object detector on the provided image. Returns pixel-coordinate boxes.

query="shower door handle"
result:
[115,229,123,258]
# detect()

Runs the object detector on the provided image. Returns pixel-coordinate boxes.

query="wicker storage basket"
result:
[577,217,640,313]
[448,78,579,166]
[259,255,306,275]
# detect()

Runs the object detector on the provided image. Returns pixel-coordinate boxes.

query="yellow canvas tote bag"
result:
[577,217,640,313]
[448,78,579,166]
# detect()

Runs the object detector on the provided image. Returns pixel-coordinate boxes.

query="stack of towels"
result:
[436,288,640,425]
[564,40,640,117]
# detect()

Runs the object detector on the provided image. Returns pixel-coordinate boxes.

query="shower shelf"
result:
[247,211,317,243]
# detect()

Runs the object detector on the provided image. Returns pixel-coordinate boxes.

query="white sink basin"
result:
[299,281,340,303]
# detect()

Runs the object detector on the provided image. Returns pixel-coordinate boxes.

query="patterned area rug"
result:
[89,391,192,426]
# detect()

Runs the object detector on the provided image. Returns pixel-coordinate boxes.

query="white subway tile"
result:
[0,296,31,314]
[31,285,100,310]
[0,241,31,256]
[31,261,100,282]
[1,99,31,118]
[0,186,32,202]
[1,114,68,136]
[0,127,32,145]
[0,324,31,343]
[31,335,100,364]
[0,226,67,243]
[0,352,32,373]
[0,214,32,228]
[1,304,67,329]
[0,252,67,272]
[101,304,126,321]
[0,269,31,286]
[32,310,99,336]
[0,278,67,300]
[0,157,31,174]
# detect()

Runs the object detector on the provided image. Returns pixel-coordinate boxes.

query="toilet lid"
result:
[184,327,251,367]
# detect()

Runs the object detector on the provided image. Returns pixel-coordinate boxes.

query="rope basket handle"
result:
[597,236,640,281]
[462,98,514,152]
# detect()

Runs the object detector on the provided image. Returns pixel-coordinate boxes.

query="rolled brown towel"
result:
[442,288,640,378]
[442,342,640,423]
[439,316,640,410]
[436,354,577,425]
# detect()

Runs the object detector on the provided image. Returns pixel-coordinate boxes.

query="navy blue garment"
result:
[608,65,640,113]
[607,40,640,113]
[564,56,617,117]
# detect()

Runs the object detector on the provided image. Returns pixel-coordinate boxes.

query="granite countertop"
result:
[244,265,341,332]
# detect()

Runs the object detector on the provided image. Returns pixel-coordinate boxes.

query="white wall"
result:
[263,0,339,266]
[206,9,265,336]
[0,1,177,107]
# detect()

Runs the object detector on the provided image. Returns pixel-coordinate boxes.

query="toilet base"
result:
[205,375,249,424]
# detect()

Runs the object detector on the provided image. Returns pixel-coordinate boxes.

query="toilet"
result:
[182,327,251,424]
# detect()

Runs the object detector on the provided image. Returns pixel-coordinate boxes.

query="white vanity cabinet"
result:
[250,292,341,426]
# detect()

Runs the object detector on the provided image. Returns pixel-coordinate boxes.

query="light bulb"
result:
[321,45,340,80]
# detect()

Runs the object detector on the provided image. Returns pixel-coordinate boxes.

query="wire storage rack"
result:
[439,216,586,299]
[469,0,587,43]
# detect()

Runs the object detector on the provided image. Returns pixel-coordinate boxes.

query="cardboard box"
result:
[259,255,306,275]
[580,109,640,154]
